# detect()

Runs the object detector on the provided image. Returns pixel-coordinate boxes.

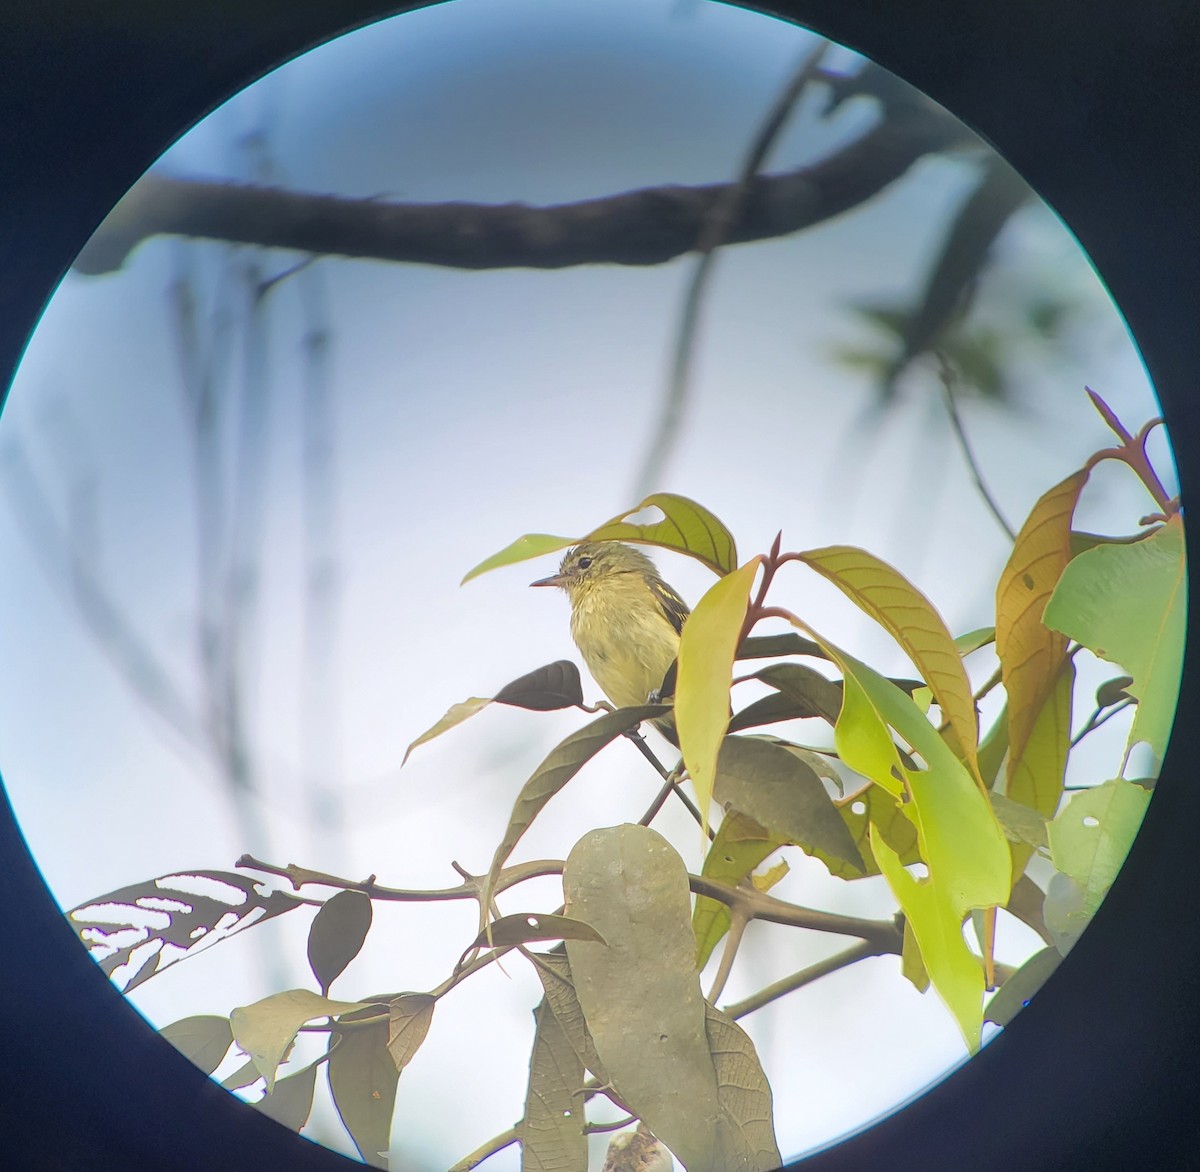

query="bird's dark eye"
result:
[577,556,593,570]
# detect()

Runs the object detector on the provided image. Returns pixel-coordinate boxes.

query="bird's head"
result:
[530,541,658,602]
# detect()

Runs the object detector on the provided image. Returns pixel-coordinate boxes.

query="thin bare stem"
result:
[706,909,751,1003]
[448,1126,519,1172]
[1071,696,1136,749]
[724,939,887,1019]
[938,357,1016,541]
[633,43,830,498]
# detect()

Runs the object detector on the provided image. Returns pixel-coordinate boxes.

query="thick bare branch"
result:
[74,99,968,276]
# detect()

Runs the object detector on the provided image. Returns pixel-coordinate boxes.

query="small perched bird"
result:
[531,541,689,739]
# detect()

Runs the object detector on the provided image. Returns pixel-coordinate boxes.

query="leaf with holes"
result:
[231,989,373,1092]
[461,494,737,584]
[463,912,605,958]
[823,638,1010,1049]
[1044,516,1185,759]
[822,785,920,881]
[583,493,738,576]
[798,545,980,775]
[329,1007,401,1168]
[67,870,304,993]
[403,661,586,762]
[677,558,762,837]
[159,1015,233,1075]
[519,995,588,1172]
[308,890,372,995]
[1048,778,1151,921]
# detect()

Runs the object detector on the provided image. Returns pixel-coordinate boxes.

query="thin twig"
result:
[1070,696,1136,748]
[938,356,1015,541]
[706,909,751,1003]
[632,43,831,498]
[723,939,889,1019]
[448,1125,519,1172]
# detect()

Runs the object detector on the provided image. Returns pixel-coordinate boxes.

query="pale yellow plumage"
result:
[531,542,689,734]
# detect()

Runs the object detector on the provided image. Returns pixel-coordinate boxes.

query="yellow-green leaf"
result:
[809,633,1009,1050]
[1043,515,1185,759]
[798,545,980,777]
[676,558,762,836]
[995,468,1088,787]
[819,784,920,880]
[460,494,737,585]
[461,533,575,584]
[230,989,371,1092]
[1048,778,1151,919]
[584,493,738,576]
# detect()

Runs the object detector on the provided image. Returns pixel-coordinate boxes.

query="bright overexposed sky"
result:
[0,0,1169,1168]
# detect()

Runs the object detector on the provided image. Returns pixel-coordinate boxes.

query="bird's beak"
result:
[530,572,566,588]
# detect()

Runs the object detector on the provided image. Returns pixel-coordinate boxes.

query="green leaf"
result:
[798,545,980,775]
[677,558,762,836]
[819,784,920,881]
[494,661,586,711]
[738,662,843,727]
[519,997,588,1172]
[989,791,1049,851]
[483,704,669,915]
[403,662,586,762]
[221,1058,262,1091]
[563,825,722,1172]
[584,493,738,576]
[712,735,865,873]
[735,632,827,661]
[1044,516,1185,758]
[995,469,1088,789]
[461,533,575,585]
[693,811,786,969]
[823,641,1010,1050]
[464,912,606,957]
[460,495,737,585]
[984,946,1063,1027]
[1048,778,1151,921]
[230,989,371,1093]
[254,1063,318,1133]
[308,890,372,996]
[328,1008,400,1168]
[705,1002,782,1172]
[159,1015,233,1075]
[977,704,1009,790]
[954,626,996,655]
[387,994,436,1072]
[901,918,930,994]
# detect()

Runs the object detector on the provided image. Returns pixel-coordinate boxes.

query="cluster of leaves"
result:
[65,396,1182,1170]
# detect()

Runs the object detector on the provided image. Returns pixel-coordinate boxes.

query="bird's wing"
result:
[648,578,690,635]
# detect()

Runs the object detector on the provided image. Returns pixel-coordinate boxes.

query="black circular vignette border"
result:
[0,2,1197,1169]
